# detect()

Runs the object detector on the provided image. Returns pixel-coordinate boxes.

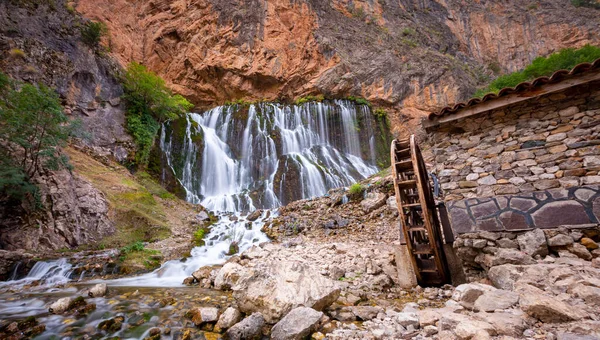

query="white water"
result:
[6,100,382,289]
[0,258,73,289]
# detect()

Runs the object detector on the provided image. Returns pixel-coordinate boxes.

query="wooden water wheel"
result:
[391,135,450,286]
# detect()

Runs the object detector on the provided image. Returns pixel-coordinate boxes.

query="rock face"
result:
[0,168,114,251]
[231,260,341,323]
[77,0,600,135]
[270,307,324,340]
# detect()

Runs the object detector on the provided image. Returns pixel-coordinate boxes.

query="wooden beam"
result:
[424,70,600,129]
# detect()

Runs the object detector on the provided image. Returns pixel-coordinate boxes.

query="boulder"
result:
[452,283,496,310]
[517,229,548,257]
[270,307,324,340]
[473,289,519,312]
[88,283,107,298]
[214,262,245,290]
[517,284,586,322]
[488,264,524,290]
[246,210,263,222]
[475,311,529,337]
[567,243,593,260]
[350,306,383,321]
[360,192,387,213]
[188,307,219,326]
[214,307,242,333]
[475,248,535,268]
[395,312,419,328]
[48,297,72,314]
[581,237,599,250]
[548,234,574,247]
[572,285,600,306]
[225,313,265,340]
[192,266,213,282]
[232,260,340,323]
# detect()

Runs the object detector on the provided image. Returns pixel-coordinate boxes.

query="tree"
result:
[121,62,193,168]
[80,21,108,48]
[0,73,75,205]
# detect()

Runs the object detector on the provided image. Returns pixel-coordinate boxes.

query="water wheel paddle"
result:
[391,135,450,286]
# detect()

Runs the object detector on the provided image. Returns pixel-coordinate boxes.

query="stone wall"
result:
[454,226,600,282]
[424,80,600,201]
[447,185,600,234]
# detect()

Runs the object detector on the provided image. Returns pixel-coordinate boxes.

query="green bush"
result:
[193,227,209,246]
[121,62,193,168]
[474,44,600,98]
[571,0,600,9]
[80,21,108,48]
[121,241,145,254]
[0,72,77,206]
[348,183,364,199]
[347,96,371,107]
[294,94,325,105]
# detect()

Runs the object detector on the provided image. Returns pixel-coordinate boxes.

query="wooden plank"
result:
[424,71,600,129]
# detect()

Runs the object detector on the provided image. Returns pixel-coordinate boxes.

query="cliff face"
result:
[78,0,600,135]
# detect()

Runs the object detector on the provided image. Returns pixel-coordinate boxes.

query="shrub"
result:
[193,227,209,246]
[294,94,325,105]
[121,62,193,168]
[571,0,600,9]
[348,183,364,200]
[0,73,77,206]
[347,96,371,107]
[474,44,600,98]
[121,241,145,254]
[80,21,108,48]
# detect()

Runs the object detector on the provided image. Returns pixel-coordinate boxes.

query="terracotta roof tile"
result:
[428,58,600,120]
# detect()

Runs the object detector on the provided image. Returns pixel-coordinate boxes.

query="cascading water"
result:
[105,100,389,286]
[159,100,385,212]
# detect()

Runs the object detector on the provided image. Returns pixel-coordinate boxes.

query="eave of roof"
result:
[425,58,600,128]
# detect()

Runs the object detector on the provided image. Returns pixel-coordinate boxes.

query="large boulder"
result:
[214,307,242,333]
[232,260,341,323]
[214,262,246,290]
[225,313,265,340]
[360,192,387,213]
[270,307,324,340]
[187,307,219,327]
[452,283,496,310]
[517,284,586,322]
[473,289,519,312]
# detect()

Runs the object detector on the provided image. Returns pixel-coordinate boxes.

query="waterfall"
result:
[160,100,385,212]
[0,259,73,288]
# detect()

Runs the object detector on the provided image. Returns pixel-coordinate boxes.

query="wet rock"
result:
[98,316,125,332]
[49,297,73,314]
[232,260,340,323]
[214,307,242,333]
[225,312,265,340]
[88,283,107,298]
[214,262,245,290]
[192,266,214,287]
[144,327,161,340]
[517,284,586,322]
[271,307,324,340]
[517,229,548,257]
[128,311,147,326]
[183,276,195,285]
[197,211,210,221]
[360,192,387,214]
[188,307,219,326]
[246,210,263,222]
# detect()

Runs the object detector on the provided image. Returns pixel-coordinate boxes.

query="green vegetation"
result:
[0,72,78,207]
[121,62,193,169]
[80,21,108,48]
[193,226,211,246]
[118,241,161,272]
[294,94,325,105]
[474,44,600,98]
[347,96,371,107]
[571,0,600,9]
[348,182,365,200]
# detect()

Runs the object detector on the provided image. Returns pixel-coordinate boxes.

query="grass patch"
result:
[346,96,371,107]
[348,183,365,200]
[118,241,161,273]
[294,94,325,105]
[473,44,600,98]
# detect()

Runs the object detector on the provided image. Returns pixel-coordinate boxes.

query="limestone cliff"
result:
[77,0,600,135]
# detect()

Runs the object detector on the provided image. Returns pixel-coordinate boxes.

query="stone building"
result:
[423,59,600,280]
